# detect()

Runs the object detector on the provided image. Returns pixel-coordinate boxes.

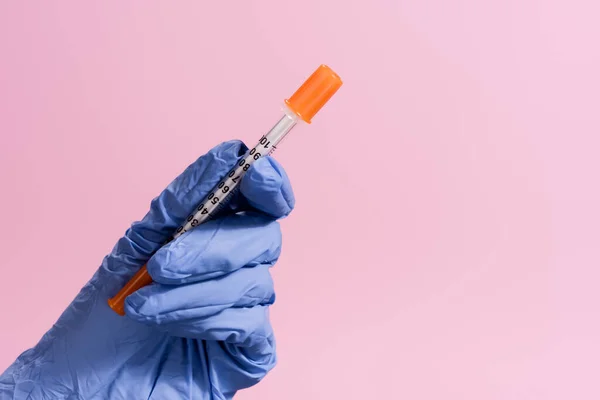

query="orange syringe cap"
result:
[285,64,343,124]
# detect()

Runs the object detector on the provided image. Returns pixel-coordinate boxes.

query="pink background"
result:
[1,1,599,399]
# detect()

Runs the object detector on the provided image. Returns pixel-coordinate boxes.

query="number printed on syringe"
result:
[174,135,273,238]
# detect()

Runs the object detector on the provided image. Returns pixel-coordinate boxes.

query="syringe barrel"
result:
[107,109,299,316]
[172,107,299,238]
[108,65,342,316]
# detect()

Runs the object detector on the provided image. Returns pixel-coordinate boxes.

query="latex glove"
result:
[0,140,295,400]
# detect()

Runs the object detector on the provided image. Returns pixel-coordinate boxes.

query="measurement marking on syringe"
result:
[107,65,343,316]
[173,131,292,238]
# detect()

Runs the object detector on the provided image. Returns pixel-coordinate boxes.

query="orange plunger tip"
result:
[107,264,154,316]
[285,64,343,124]
[107,297,126,316]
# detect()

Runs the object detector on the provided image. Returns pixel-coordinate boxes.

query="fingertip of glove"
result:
[241,157,295,218]
[217,139,248,159]
[259,157,296,213]
[147,249,194,285]
[185,140,247,180]
[124,290,166,325]
[124,292,146,317]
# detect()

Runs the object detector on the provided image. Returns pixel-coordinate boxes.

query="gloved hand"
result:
[0,140,295,400]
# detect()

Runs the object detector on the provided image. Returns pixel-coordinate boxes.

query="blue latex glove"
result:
[0,140,295,399]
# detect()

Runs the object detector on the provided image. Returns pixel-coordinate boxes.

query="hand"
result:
[0,140,295,399]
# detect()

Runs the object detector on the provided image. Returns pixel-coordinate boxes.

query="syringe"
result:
[108,64,342,315]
